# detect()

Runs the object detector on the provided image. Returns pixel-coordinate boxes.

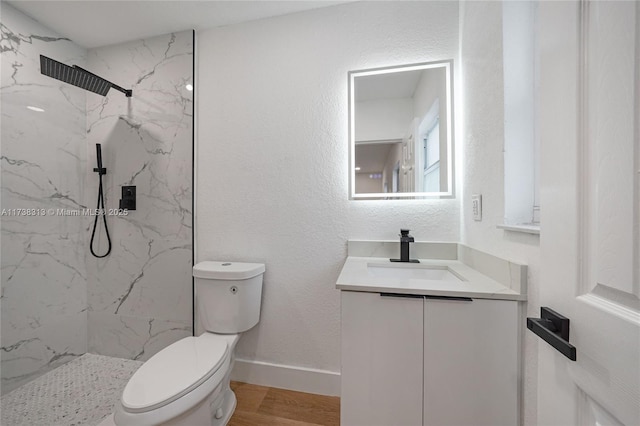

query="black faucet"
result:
[390,229,420,263]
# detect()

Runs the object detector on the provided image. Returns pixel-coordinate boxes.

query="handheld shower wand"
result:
[90,144,112,258]
[95,143,105,175]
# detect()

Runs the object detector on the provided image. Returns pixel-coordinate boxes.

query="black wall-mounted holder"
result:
[119,185,136,210]
[527,307,577,361]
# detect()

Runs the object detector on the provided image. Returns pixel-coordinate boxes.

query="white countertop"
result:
[336,256,526,301]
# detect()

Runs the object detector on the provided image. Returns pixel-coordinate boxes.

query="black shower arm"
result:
[73,65,132,98]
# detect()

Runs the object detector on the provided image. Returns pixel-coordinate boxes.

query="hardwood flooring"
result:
[229,381,340,426]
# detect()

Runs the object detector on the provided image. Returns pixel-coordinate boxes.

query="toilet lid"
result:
[121,334,229,413]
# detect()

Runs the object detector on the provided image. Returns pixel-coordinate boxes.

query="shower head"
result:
[40,55,132,98]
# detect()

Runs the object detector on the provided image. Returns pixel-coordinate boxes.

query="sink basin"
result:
[367,263,463,282]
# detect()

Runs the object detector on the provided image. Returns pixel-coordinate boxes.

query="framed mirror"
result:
[349,60,454,199]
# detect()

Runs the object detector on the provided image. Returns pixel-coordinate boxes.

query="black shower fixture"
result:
[40,55,132,98]
[90,144,112,258]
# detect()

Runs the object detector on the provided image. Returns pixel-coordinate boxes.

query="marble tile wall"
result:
[1,3,193,393]
[1,3,88,393]
[85,31,194,360]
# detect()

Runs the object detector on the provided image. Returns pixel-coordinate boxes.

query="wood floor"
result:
[229,381,340,426]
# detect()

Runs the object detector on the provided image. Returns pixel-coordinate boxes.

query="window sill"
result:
[497,223,540,235]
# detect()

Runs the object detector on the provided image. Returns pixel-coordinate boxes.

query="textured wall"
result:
[459,2,540,425]
[197,1,460,375]
[85,31,194,360]
[0,4,88,393]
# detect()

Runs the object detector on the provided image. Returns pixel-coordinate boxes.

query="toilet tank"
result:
[193,261,265,333]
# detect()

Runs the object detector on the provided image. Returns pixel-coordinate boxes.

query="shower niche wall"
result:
[0,3,194,394]
[85,30,194,362]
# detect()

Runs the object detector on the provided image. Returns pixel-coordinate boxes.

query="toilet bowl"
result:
[112,261,265,426]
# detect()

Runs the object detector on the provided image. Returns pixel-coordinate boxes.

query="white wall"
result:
[197,1,459,389]
[459,2,539,425]
[413,68,445,122]
[355,173,382,194]
[355,98,412,142]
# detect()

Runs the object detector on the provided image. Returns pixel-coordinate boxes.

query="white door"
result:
[537,1,640,425]
[423,298,519,426]
[341,291,423,426]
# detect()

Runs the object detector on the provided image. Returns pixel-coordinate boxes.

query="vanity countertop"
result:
[336,241,527,301]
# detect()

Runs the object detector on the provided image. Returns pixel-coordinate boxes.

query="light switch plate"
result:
[472,194,482,221]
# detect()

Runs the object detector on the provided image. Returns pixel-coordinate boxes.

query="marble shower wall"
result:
[1,3,193,393]
[1,4,88,393]
[85,31,194,360]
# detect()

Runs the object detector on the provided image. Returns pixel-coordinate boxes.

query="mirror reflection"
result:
[349,61,453,199]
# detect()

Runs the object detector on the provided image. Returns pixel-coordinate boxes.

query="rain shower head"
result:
[40,55,132,98]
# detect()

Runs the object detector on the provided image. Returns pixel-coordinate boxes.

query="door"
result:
[537,1,640,425]
[423,298,519,426]
[341,291,423,426]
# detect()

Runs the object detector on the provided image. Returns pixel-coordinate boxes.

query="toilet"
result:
[112,261,265,426]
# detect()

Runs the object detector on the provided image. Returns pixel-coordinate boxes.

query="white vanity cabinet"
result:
[423,297,519,426]
[341,291,424,426]
[341,290,520,426]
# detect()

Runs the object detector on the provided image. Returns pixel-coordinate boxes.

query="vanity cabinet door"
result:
[423,298,519,426]
[341,291,423,426]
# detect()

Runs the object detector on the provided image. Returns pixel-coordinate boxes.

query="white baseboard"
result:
[231,358,340,397]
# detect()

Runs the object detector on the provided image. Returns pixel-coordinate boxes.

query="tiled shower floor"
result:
[1,354,143,426]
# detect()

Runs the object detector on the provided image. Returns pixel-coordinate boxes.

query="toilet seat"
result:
[121,334,229,413]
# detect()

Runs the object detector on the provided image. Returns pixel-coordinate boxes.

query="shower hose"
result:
[89,169,112,258]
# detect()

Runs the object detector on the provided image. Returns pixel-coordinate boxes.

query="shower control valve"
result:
[119,185,136,211]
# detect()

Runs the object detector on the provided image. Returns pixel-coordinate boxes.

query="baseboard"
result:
[231,358,340,397]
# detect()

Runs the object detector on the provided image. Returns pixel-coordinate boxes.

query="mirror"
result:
[349,60,453,199]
